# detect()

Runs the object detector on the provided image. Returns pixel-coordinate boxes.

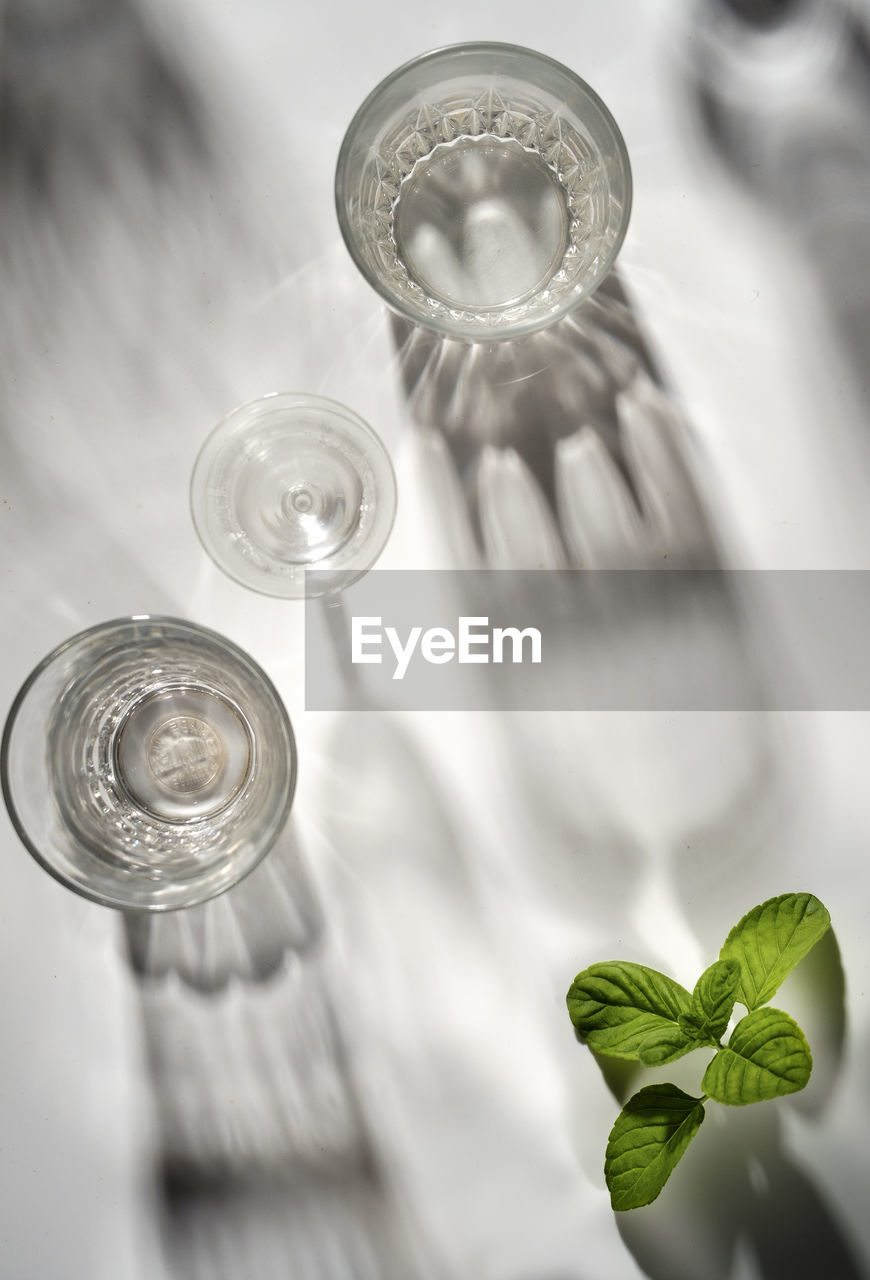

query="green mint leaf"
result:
[678,958,741,1043]
[566,962,700,1065]
[719,892,830,1010]
[605,1084,705,1211]
[701,1007,812,1105]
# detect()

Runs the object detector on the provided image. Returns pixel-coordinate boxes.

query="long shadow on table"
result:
[389,267,861,1279]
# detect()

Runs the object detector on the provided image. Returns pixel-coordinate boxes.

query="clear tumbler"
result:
[1,616,297,911]
[336,42,632,341]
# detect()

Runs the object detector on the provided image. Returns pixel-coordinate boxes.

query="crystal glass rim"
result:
[1,614,298,912]
[190,390,398,598]
[335,40,633,342]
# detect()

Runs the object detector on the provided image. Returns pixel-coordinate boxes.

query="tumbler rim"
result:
[335,40,633,341]
[1,614,297,912]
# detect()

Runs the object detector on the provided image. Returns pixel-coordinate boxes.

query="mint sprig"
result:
[566,892,831,1211]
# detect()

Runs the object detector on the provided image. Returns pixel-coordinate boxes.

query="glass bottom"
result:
[191,393,397,599]
[115,685,252,822]
[233,428,364,566]
[394,135,569,311]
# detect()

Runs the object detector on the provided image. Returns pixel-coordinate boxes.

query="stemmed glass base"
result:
[190,392,397,598]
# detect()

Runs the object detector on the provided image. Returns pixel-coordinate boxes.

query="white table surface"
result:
[2,2,870,1277]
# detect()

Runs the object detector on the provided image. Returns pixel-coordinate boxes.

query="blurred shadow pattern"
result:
[687,0,870,404]
[393,272,787,983]
[393,273,705,555]
[387,264,862,1277]
[124,824,322,991]
[0,0,282,466]
[123,822,444,1279]
[0,0,267,632]
[0,0,218,363]
[616,1102,864,1280]
[316,701,605,1280]
[0,1,450,1273]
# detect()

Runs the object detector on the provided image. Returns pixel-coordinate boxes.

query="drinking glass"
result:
[190,392,397,598]
[335,42,632,341]
[1,616,296,911]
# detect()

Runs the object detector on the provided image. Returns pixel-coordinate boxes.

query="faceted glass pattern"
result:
[336,43,632,340]
[1,617,297,911]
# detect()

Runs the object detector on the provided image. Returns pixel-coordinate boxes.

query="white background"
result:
[2,1,870,1277]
